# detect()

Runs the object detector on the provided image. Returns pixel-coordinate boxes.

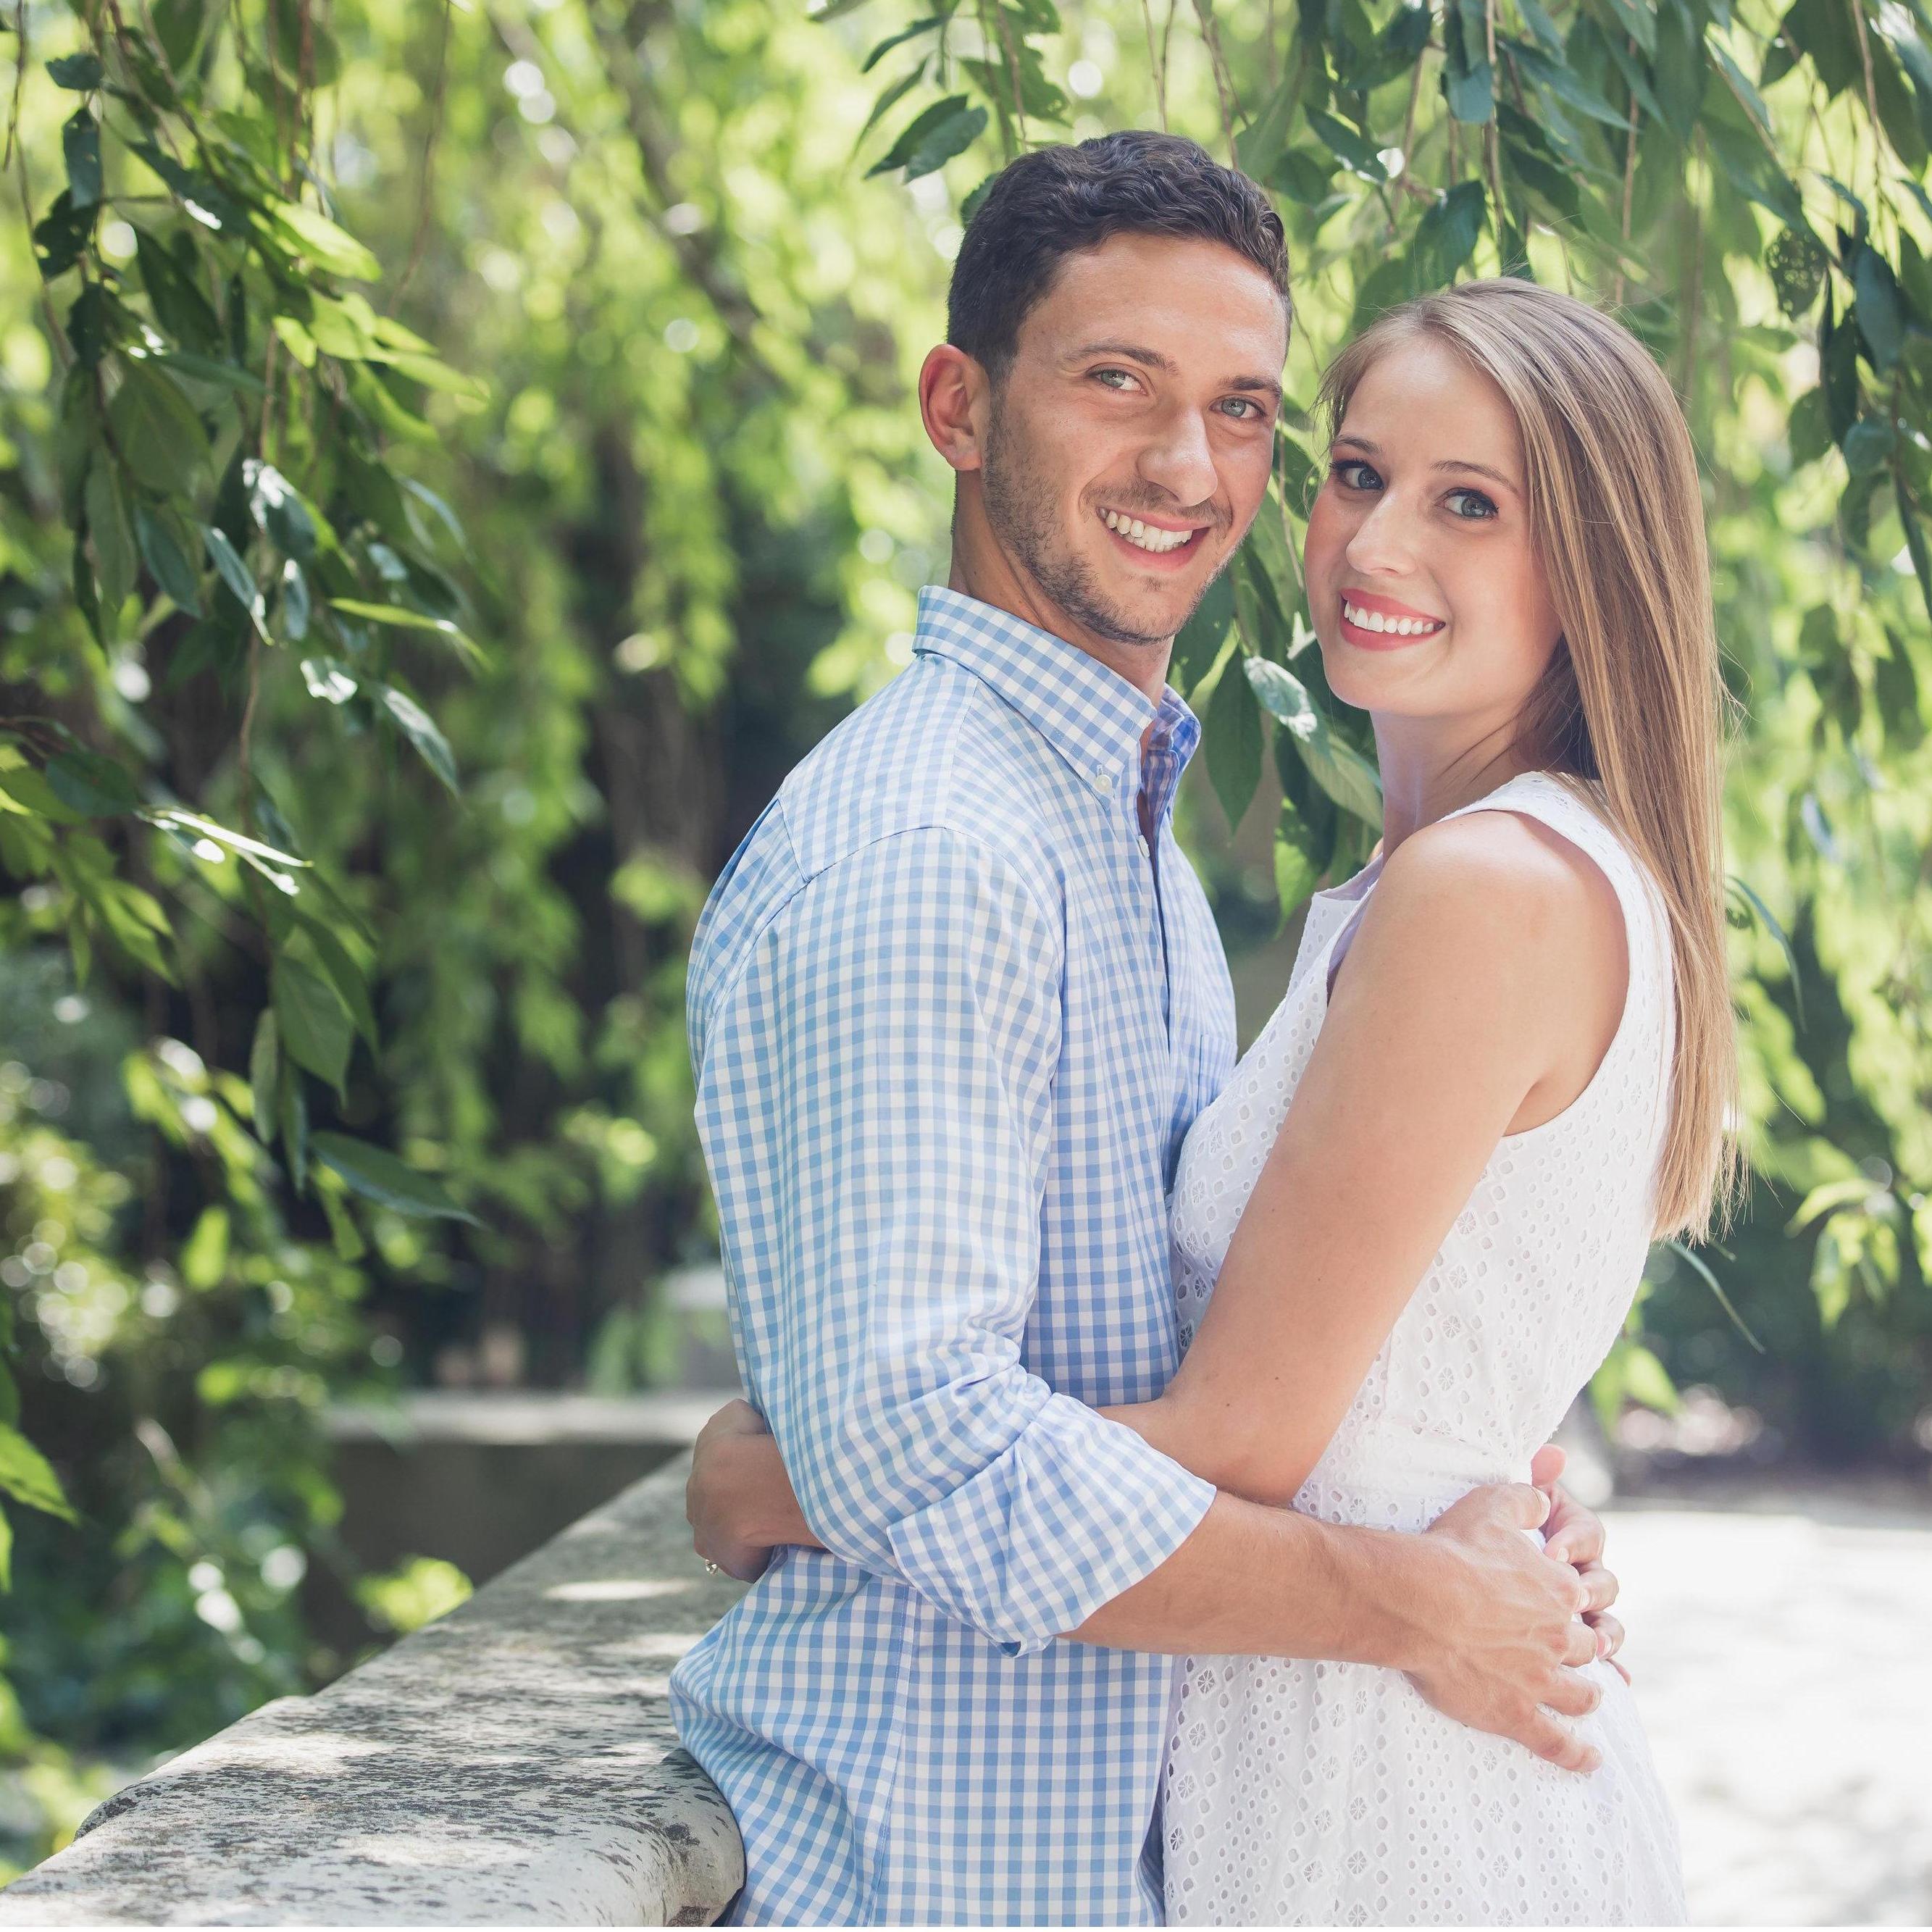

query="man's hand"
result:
[1531,1443,1628,1684]
[1405,1480,1605,1773]
[687,1398,779,1583]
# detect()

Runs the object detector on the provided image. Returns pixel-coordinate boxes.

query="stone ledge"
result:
[0,1455,747,1925]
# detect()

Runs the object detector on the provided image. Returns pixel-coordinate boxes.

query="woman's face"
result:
[1302,333,1563,737]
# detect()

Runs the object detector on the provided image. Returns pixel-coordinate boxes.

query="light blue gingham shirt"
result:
[670,585,1237,1924]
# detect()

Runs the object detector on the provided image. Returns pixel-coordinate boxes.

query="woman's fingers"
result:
[1575,1559,1619,1614]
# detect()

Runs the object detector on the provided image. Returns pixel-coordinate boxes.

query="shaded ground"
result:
[1606,1481,1932,1926]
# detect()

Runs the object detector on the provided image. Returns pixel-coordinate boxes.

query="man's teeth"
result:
[1342,600,1443,637]
[1103,509,1193,554]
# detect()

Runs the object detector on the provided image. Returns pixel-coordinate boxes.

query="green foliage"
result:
[826,0,1932,1446]
[2,0,1931,1881]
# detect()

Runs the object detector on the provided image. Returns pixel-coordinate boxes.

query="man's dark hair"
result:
[946,130,1289,380]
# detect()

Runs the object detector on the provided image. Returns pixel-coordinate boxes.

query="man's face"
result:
[976,233,1288,653]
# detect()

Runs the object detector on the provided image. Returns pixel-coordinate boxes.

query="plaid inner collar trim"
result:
[913,583,1192,793]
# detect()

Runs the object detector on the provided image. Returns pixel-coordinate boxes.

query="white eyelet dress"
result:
[1159,771,1687,1927]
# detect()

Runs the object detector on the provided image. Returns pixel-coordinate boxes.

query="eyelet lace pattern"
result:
[1160,772,1686,1927]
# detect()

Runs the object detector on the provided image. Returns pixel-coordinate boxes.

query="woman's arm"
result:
[686,810,1625,1586]
[1101,808,1626,1502]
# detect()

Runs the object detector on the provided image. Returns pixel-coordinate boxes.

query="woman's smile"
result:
[1337,587,1447,650]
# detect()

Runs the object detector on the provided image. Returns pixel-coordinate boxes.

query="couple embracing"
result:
[669,128,1734,1927]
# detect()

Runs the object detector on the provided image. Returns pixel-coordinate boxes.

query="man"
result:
[669,130,1620,1925]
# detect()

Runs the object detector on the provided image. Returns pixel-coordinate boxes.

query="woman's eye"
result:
[1332,459,1382,491]
[1444,488,1498,520]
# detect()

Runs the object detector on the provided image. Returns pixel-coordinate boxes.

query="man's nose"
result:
[1137,406,1218,508]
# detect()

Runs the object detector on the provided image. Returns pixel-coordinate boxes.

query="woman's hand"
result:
[687,1397,821,1582]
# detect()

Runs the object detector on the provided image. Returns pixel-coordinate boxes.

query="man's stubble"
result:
[980,386,1218,654]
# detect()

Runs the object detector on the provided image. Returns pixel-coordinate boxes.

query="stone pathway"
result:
[1605,1492,1932,1925]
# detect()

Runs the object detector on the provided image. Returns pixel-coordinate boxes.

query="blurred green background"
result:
[1,0,1929,1881]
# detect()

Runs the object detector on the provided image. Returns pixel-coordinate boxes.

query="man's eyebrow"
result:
[1069,338,1284,403]
[1331,432,1521,493]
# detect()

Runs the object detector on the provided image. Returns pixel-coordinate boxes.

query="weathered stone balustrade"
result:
[0,1455,747,1925]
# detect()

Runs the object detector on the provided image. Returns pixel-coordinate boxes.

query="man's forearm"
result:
[1066,1492,1440,1670]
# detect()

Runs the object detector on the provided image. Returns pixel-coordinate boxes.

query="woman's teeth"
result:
[1103,509,1193,553]
[1343,600,1443,637]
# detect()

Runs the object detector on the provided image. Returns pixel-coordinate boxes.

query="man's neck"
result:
[945,529,1175,707]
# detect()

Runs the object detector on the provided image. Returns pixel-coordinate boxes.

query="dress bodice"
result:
[1167,770,1677,1507]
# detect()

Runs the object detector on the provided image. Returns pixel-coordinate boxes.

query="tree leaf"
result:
[249,1005,280,1138]
[135,230,223,354]
[378,685,459,795]
[309,1131,483,1225]
[1236,67,1302,178]
[903,102,988,180]
[866,93,971,175]
[62,108,102,206]
[1172,569,1237,695]
[135,502,203,616]
[1594,0,1659,59]
[33,188,93,280]
[46,746,137,818]
[327,598,480,664]
[273,955,353,1096]
[259,197,382,280]
[246,460,317,559]
[1853,246,1904,368]
[202,524,264,629]
[293,910,379,1051]
[84,460,135,619]
[48,52,104,90]
[1414,179,1489,284]
[1204,653,1263,830]
[130,141,245,231]
[1897,475,1932,627]
[0,1425,78,1523]
[279,1061,308,1190]
[862,14,944,72]
[141,806,308,869]
[108,363,209,494]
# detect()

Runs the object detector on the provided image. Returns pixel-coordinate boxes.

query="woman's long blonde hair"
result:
[1317,277,1740,1240]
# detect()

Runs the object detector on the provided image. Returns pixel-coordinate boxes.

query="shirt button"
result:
[1091,764,1113,794]
[1137,833,1152,858]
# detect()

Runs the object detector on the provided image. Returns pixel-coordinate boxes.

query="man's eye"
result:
[1445,488,1498,520]
[1220,397,1259,419]
[1093,368,1135,390]
[1333,459,1382,490]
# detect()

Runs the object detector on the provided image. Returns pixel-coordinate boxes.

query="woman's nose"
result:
[1343,492,1418,575]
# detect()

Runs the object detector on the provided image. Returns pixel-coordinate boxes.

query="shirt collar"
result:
[913,584,1200,798]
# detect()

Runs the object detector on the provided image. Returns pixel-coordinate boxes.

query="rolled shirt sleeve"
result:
[695,824,1215,1657]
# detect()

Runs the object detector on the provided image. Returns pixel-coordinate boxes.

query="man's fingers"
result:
[1501,1481,1552,1531]
[1544,1660,1602,1715]
[1573,1560,1619,1615]
[1518,1709,1602,1774]
[1560,1618,1599,1670]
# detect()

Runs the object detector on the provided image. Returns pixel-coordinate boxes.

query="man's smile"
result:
[1095,504,1210,566]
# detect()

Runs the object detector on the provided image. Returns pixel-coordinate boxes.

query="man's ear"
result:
[919,343,989,474]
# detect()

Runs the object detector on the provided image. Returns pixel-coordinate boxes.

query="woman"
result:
[690,278,1737,1924]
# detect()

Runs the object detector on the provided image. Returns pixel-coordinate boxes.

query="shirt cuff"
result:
[885,1392,1217,1657]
